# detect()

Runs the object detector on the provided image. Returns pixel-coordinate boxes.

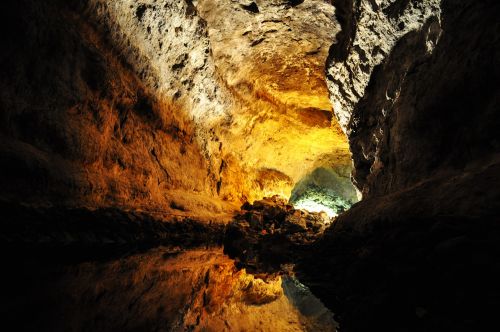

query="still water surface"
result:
[1,246,337,331]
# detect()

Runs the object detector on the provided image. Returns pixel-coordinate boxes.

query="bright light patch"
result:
[293,199,338,219]
[289,182,356,221]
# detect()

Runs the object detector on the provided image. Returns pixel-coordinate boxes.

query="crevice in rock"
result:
[240,2,259,14]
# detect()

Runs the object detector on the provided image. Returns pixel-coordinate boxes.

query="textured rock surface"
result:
[299,0,500,330]
[290,165,358,216]
[1,0,499,330]
[327,0,441,131]
[326,0,500,198]
[224,195,329,273]
[87,0,233,125]
[196,0,353,202]
[0,0,355,220]
[0,0,236,219]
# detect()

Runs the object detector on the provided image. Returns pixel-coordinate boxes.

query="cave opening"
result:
[290,166,359,218]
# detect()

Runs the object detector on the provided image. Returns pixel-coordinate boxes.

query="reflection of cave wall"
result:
[1,247,336,331]
[290,167,358,216]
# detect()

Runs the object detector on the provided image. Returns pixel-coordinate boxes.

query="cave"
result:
[0,0,499,331]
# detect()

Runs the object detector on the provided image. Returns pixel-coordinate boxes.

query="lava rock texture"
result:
[224,195,329,273]
[225,1,500,330]
[0,0,235,219]
[326,0,500,198]
[299,0,500,331]
[1,1,499,331]
[195,0,353,202]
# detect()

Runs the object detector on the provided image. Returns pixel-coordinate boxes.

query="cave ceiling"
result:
[196,0,352,202]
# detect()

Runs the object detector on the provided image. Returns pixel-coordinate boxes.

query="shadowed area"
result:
[0,246,336,332]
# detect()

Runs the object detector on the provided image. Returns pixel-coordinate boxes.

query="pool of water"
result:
[0,245,337,331]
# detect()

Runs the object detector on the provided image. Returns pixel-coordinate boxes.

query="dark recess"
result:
[241,2,260,14]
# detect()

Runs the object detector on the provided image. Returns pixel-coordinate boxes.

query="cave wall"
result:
[290,165,358,216]
[195,0,353,203]
[4,0,497,220]
[296,1,500,329]
[327,0,500,198]
[0,0,358,216]
[0,0,235,219]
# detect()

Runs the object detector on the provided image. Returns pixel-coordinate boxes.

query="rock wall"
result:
[327,0,441,131]
[0,0,235,219]
[195,0,353,202]
[327,0,500,198]
[300,1,500,330]
[85,0,233,127]
[0,0,357,218]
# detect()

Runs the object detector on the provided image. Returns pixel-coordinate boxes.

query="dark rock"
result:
[0,199,225,248]
[223,196,327,273]
[241,201,253,211]
[240,2,259,14]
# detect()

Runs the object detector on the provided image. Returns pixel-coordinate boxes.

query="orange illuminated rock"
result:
[196,0,353,203]
[0,0,352,222]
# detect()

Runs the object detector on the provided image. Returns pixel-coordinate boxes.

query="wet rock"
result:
[224,195,327,273]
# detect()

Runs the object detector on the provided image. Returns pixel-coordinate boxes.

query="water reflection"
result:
[1,246,336,331]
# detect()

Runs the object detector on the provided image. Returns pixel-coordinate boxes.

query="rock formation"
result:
[224,195,329,273]
[1,0,499,331]
[0,0,355,219]
[326,0,499,198]
[223,1,500,330]
[296,1,500,330]
[0,0,235,220]
[195,0,354,202]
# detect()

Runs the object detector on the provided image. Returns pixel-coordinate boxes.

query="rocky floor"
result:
[223,163,500,331]
[224,196,330,273]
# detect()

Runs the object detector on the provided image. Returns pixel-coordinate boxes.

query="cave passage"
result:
[2,0,499,331]
[194,0,357,218]
[290,167,359,218]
